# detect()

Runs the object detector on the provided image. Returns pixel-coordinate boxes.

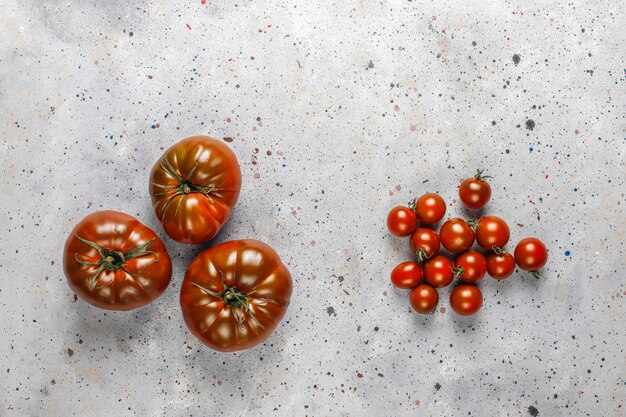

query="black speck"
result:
[51,379,56,385]
[129,31,133,37]
[472,41,477,46]
[337,275,344,282]
[367,60,374,69]
[326,306,336,316]
[434,383,441,391]
[512,54,521,65]
[67,348,74,357]
[491,121,496,125]
[525,119,536,130]
[528,406,539,416]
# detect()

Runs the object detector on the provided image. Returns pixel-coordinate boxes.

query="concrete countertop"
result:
[1,0,624,416]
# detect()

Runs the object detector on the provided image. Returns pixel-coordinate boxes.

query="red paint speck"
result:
[201,0,206,3]
[410,124,417,132]
[87,201,92,208]
[520,10,524,15]
[357,373,363,378]
[439,307,446,313]
[226,117,232,123]
[186,23,192,30]
[529,200,536,205]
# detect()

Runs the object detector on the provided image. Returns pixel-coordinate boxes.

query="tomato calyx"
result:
[73,235,158,288]
[473,169,492,182]
[466,220,477,230]
[530,270,542,279]
[452,266,465,280]
[414,248,431,263]
[192,272,265,330]
[407,198,417,213]
[492,246,506,255]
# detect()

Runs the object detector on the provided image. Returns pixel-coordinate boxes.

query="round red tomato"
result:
[63,211,172,311]
[409,228,440,262]
[449,285,483,316]
[514,238,548,273]
[390,261,422,289]
[180,239,293,352]
[413,193,446,224]
[487,250,515,280]
[410,284,439,314]
[439,218,475,252]
[387,206,418,237]
[149,136,242,244]
[453,250,487,283]
[459,170,491,209]
[423,256,454,288]
[474,216,510,250]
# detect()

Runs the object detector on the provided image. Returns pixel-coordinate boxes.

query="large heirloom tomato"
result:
[149,136,242,244]
[63,211,172,311]
[180,240,293,352]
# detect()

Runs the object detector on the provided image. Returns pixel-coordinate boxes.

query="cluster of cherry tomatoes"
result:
[387,170,548,316]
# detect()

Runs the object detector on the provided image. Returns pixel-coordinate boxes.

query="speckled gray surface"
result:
[1,0,625,416]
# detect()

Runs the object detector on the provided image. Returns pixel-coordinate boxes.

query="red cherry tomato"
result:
[387,206,418,237]
[487,250,515,280]
[409,228,440,262]
[453,250,487,284]
[390,261,423,289]
[439,218,475,252]
[410,284,439,314]
[459,170,492,209]
[449,285,483,316]
[514,238,548,274]
[474,216,510,250]
[423,256,454,288]
[413,193,446,224]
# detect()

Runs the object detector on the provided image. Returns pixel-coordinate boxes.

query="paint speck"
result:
[223,137,233,142]
[434,383,441,391]
[513,54,521,65]
[414,400,420,406]
[67,348,74,357]
[367,60,374,69]
[151,124,156,129]
[326,306,336,316]
[528,406,539,416]
[201,0,206,3]
[186,23,192,30]
[410,124,417,132]
[565,250,571,256]
[357,372,363,378]
[525,119,536,130]
[573,187,578,192]
[529,147,534,153]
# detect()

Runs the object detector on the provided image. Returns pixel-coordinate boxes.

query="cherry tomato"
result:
[423,256,454,288]
[449,285,483,316]
[514,238,548,274]
[439,218,475,252]
[390,261,423,289]
[459,170,491,209]
[410,284,439,314]
[149,136,241,244]
[487,250,515,280]
[387,206,418,237]
[453,250,487,284]
[474,216,510,250]
[413,193,446,224]
[180,239,292,352]
[409,228,440,262]
[63,211,172,311]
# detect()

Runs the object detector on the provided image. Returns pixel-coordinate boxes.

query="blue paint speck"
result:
[529,147,534,153]
[164,113,169,119]
[151,124,156,129]
[565,250,571,256]
[573,187,578,192]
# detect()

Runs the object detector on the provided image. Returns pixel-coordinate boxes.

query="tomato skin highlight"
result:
[387,206,418,237]
[63,211,172,311]
[410,284,439,314]
[475,216,510,250]
[391,261,423,289]
[414,193,446,224]
[180,239,292,352]
[514,238,548,271]
[459,172,491,209]
[149,136,242,244]
[439,218,475,253]
[449,285,483,316]
[487,252,515,280]
[454,251,487,284]
[409,228,440,262]
[423,255,454,288]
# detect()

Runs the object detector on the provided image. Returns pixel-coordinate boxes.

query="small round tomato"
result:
[387,206,418,237]
[453,250,487,284]
[63,211,172,311]
[449,285,483,316]
[390,261,422,289]
[409,228,440,262]
[514,238,548,274]
[439,218,475,252]
[410,284,439,314]
[423,256,454,288]
[474,216,510,250]
[487,249,515,280]
[459,170,491,209]
[413,193,446,224]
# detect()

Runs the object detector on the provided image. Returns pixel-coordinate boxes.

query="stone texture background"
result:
[0,0,624,416]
